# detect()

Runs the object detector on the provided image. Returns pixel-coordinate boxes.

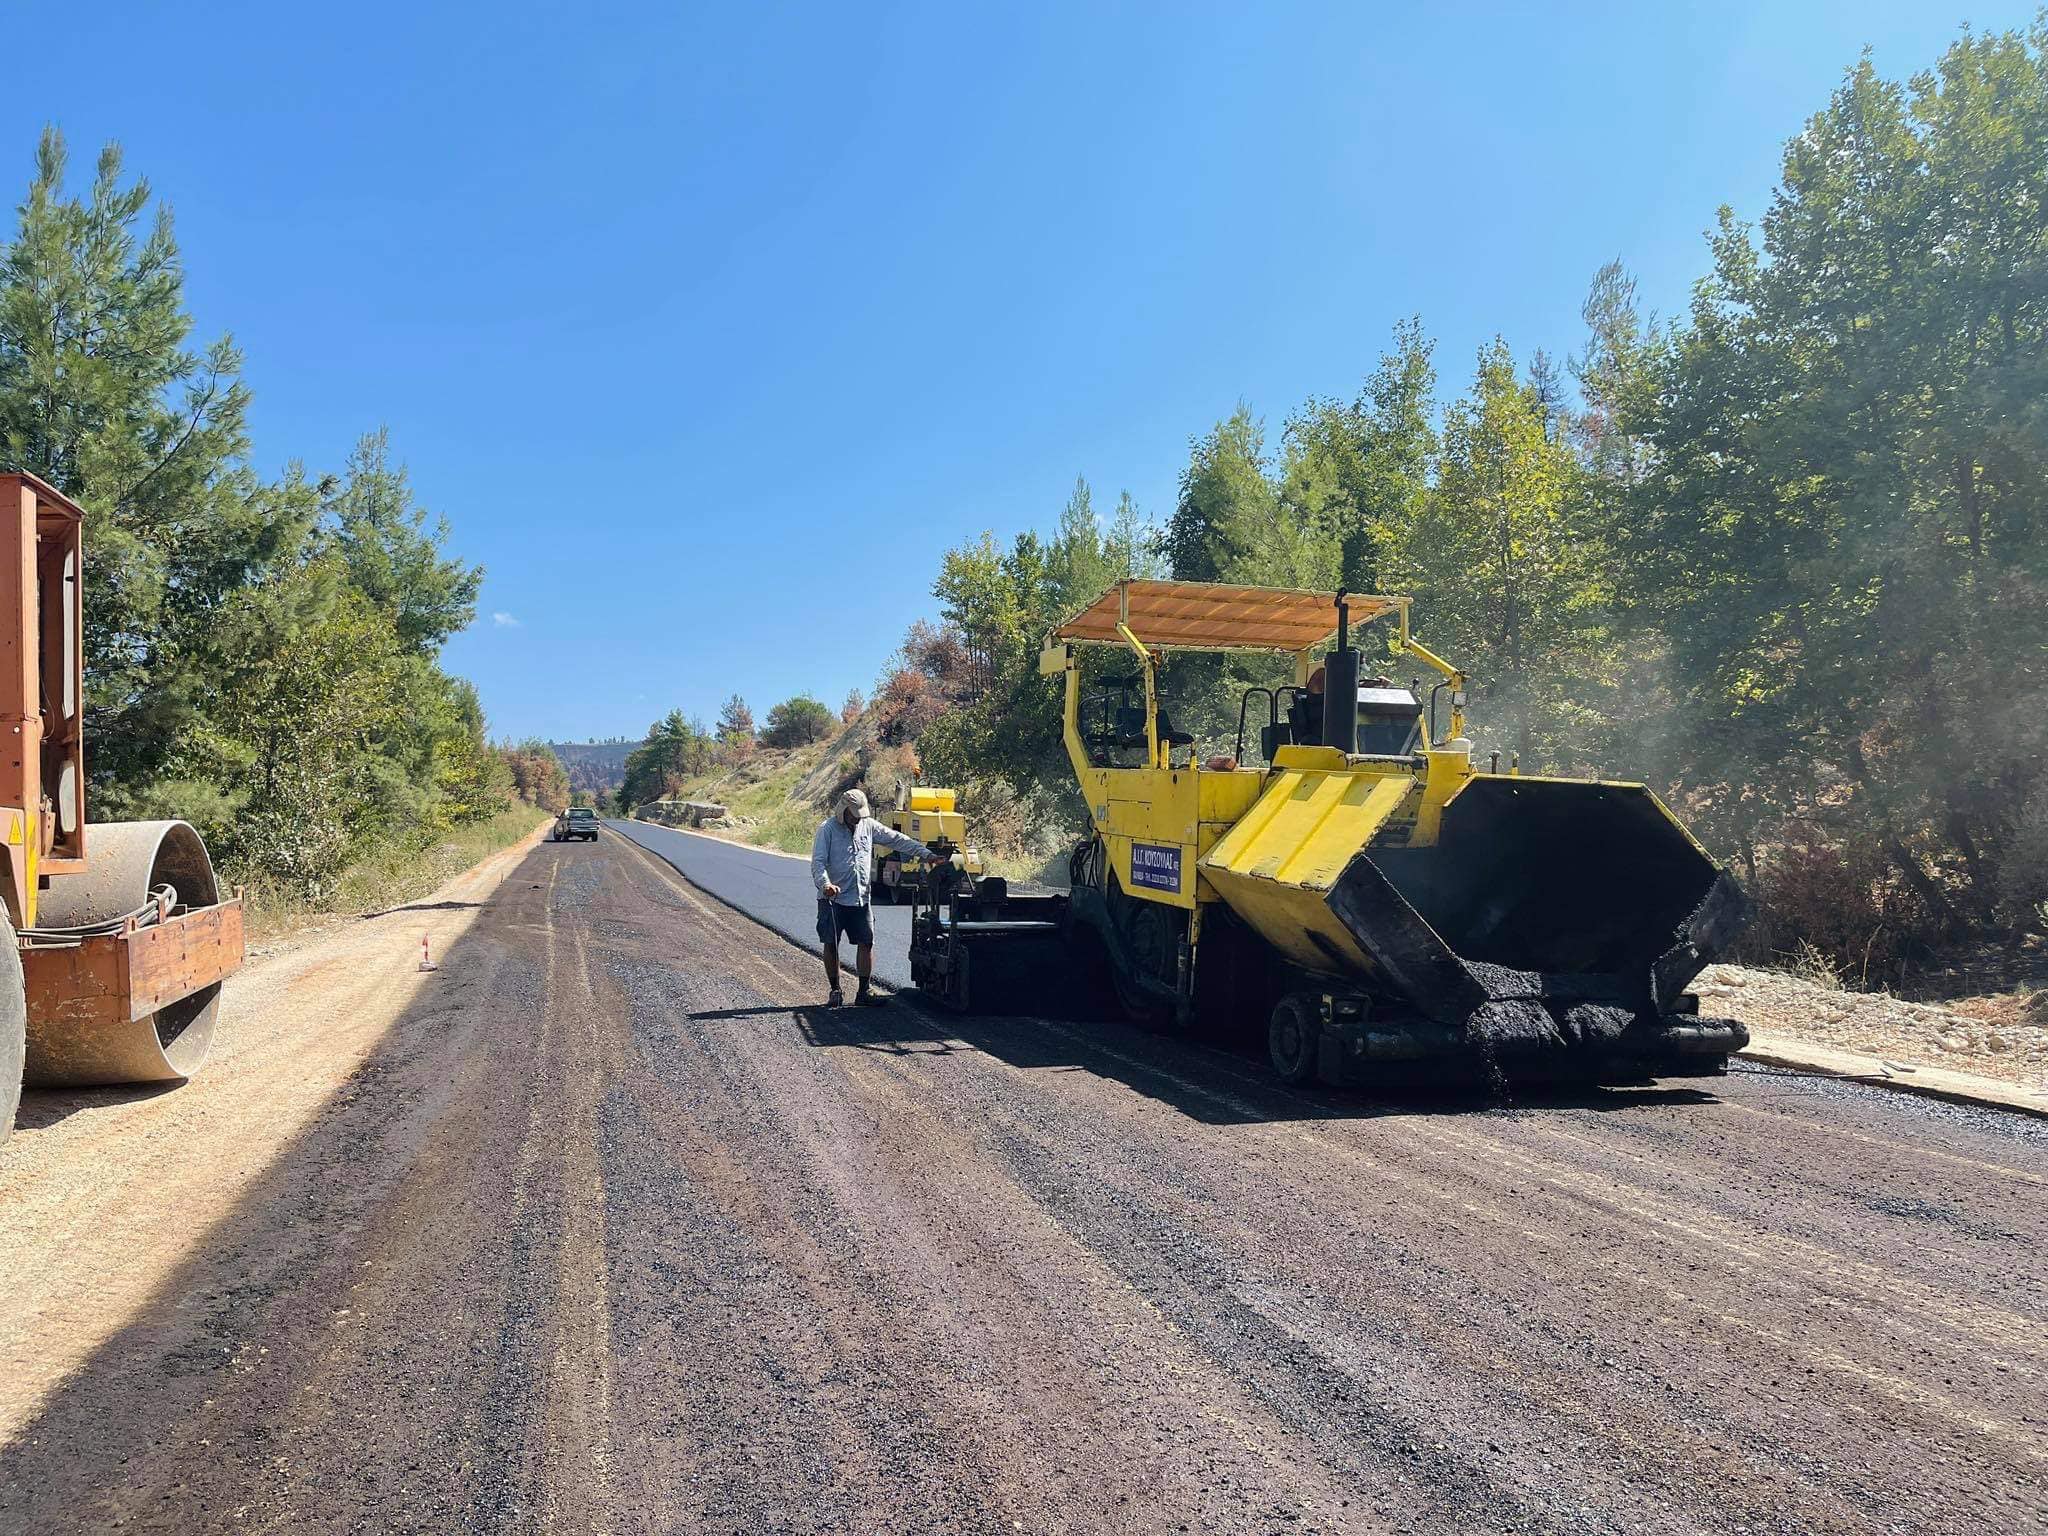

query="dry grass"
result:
[243,805,548,948]
[661,744,830,854]
[1697,961,2048,1095]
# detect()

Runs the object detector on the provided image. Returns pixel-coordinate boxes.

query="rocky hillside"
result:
[548,740,634,795]
[648,708,1073,880]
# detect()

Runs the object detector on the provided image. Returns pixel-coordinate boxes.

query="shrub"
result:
[760,695,835,749]
[1742,834,1930,989]
[860,743,919,811]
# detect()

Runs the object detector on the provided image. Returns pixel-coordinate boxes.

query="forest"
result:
[0,130,561,901]
[631,23,2048,986]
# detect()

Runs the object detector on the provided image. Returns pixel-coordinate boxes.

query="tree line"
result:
[614,691,859,809]
[0,130,558,896]
[895,24,2048,981]
[615,23,2043,981]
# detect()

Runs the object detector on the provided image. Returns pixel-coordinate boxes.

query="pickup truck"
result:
[552,806,600,842]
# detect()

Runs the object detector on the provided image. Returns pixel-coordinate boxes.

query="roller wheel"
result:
[23,820,224,1089]
[1268,993,1322,1085]
[1111,895,1182,1031]
[1105,876,1187,1036]
[0,907,21,1144]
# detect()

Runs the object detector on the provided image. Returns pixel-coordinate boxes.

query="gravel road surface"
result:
[1,827,2042,1534]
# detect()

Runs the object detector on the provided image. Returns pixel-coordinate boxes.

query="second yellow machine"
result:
[909,580,1749,1085]
[870,787,984,903]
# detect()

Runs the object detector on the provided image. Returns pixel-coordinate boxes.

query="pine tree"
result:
[1282,319,1436,592]
[1051,475,1111,613]
[1159,407,1276,582]
[326,429,482,655]
[1103,491,1159,581]
[0,129,277,803]
[716,694,755,742]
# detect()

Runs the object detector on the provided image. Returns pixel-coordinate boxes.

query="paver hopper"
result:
[1199,749,1749,1081]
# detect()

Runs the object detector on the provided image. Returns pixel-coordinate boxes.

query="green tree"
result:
[1384,338,1601,764]
[0,130,510,896]
[619,711,713,806]
[0,129,293,805]
[716,693,755,742]
[933,531,1029,687]
[759,695,835,749]
[1628,25,2048,944]
[325,429,481,655]
[1159,406,1277,582]
[1283,319,1438,592]
[1102,490,1161,583]
[196,556,407,890]
[1571,260,1660,493]
[291,435,483,846]
[1051,475,1111,615]
[431,680,511,826]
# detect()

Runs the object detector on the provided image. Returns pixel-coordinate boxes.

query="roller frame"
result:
[19,819,242,1090]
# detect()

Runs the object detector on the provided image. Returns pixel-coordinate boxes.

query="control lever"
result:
[919,835,973,909]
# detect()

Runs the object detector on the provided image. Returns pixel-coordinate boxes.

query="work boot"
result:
[826,987,844,1008]
[855,982,887,1008]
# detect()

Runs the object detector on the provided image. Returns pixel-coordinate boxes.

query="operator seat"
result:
[1112,706,1196,753]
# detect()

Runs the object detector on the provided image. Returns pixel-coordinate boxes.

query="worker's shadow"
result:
[695,1002,975,1059]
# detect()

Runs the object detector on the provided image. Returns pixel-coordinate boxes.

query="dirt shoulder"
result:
[0,816,549,1437]
[1702,961,2048,1100]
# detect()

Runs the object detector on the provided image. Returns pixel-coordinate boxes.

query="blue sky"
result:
[4,3,2031,742]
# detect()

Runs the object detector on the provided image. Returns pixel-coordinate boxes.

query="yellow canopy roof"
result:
[1052,580,1402,653]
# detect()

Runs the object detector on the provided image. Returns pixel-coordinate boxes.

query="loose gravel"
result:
[0,831,2041,1534]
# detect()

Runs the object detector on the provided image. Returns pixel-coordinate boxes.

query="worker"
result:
[812,787,935,1007]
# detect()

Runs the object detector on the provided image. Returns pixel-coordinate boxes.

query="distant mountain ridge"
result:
[548,740,634,794]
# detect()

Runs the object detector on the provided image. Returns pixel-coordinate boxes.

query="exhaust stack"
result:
[1322,594,1360,752]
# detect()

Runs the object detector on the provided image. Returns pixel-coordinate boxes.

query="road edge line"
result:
[1739,1033,2048,1121]
[620,819,809,864]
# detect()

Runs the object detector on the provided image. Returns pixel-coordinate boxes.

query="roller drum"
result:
[22,820,225,1087]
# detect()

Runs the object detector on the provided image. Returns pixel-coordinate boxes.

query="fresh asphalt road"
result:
[608,817,916,989]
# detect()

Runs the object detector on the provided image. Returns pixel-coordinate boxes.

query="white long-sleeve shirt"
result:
[811,815,931,907]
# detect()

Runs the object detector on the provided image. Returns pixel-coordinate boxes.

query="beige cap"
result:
[840,788,870,817]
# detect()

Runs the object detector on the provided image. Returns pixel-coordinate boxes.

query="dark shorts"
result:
[817,899,874,949]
